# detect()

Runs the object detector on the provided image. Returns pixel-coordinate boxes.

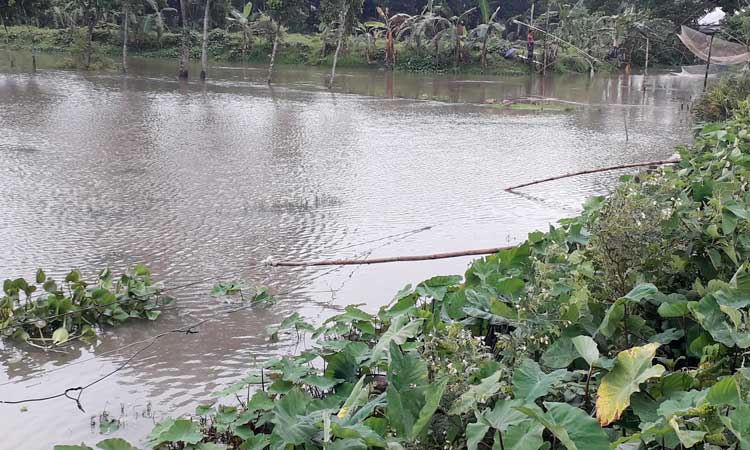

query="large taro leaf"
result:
[336,376,370,420]
[147,419,203,447]
[721,404,750,449]
[467,422,490,450]
[499,420,545,450]
[689,294,750,348]
[450,371,503,415]
[96,439,140,450]
[571,335,600,366]
[512,359,567,402]
[596,343,665,426]
[270,388,318,446]
[483,399,530,432]
[516,402,610,450]
[370,315,424,362]
[598,284,658,338]
[386,342,435,440]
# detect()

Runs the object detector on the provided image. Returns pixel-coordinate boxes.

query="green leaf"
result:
[541,336,578,369]
[501,420,545,450]
[512,359,567,402]
[721,404,750,450]
[337,376,369,420]
[467,422,490,450]
[596,343,665,426]
[450,371,503,415]
[484,399,530,432]
[410,377,448,440]
[571,335,600,367]
[270,388,317,445]
[148,419,202,446]
[622,284,658,301]
[598,299,625,338]
[707,376,741,407]
[36,268,46,284]
[96,438,140,450]
[386,342,428,439]
[54,446,94,450]
[302,375,341,390]
[52,327,69,345]
[517,402,609,450]
[370,315,423,361]
[690,294,750,348]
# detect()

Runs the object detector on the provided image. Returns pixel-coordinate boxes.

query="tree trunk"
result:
[84,5,96,70]
[200,0,211,80]
[328,5,348,89]
[122,1,129,73]
[480,28,489,68]
[178,0,190,80]
[267,21,280,85]
[644,37,649,77]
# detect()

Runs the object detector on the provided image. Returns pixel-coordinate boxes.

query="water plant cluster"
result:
[51,104,750,449]
[0,266,172,349]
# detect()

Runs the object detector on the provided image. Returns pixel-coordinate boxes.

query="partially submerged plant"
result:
[1,266,172,349]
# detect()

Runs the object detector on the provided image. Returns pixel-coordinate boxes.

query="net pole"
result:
[704,33,714,92]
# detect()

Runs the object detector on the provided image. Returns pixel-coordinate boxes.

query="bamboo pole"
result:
[504,158,680,192]
[703,33,715,92]
[513,19,600,67]
[268,246,514,267]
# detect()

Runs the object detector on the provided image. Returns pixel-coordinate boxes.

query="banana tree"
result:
[472,0,503,68]
[374,7,411,68]
[226,2,253,52]
[431,8,476,68]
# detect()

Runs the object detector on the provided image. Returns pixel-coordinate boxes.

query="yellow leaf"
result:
[596,343,665,426]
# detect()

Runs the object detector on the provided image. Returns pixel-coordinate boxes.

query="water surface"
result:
[0,53,701,448]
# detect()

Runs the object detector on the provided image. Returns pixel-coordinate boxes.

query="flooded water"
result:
[0,52,701,448]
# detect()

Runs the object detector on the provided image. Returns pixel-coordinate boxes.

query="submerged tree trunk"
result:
[200,0,211,80]
[480,28,490,68]
[84,4,96,70]
[267,21,280,85]
[178,0,190,80]
[328,5,349,89]
[122,1,129,73]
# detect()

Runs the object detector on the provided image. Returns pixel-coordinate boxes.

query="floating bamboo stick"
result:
[504,158,680,192]
[267,246,514,267]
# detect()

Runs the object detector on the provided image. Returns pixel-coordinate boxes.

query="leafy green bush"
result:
[694,74,750,123]
[1,266,171,349]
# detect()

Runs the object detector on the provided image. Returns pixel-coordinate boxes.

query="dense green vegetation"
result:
[51,83,750,449]
[0,266,172,350]
[694,73,750,123]
[1,0,746,77]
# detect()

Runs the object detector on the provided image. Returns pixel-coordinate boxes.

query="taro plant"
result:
[1,266,172,349]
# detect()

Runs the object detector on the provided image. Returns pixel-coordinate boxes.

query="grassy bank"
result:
[41,79,750,450]
[0,25,592,76]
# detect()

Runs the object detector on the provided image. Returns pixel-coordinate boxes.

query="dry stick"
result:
[269,246,514,267]
[624,114,629,142]
[504,158,680,192]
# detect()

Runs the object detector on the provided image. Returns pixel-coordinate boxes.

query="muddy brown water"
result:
[0,52,702,448]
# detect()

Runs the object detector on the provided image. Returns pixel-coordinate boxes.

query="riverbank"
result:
[0,25,605,76]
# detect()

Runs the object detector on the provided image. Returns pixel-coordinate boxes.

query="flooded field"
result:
[0,53,702,448]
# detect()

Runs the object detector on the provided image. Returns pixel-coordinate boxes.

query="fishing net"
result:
[678,25,750,65]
